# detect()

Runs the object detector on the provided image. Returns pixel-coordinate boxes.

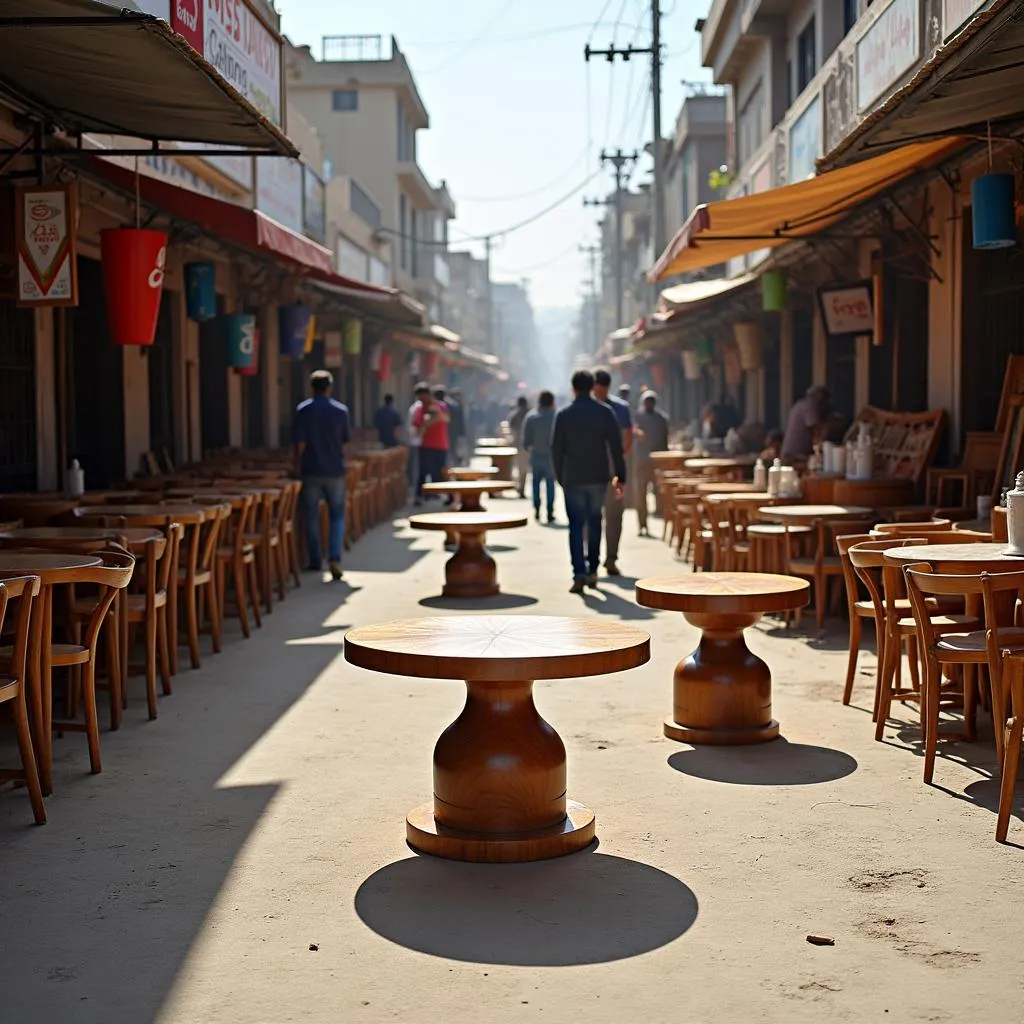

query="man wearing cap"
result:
[592,367,633,575]
[292,369,351,580]
[633,390,670,536]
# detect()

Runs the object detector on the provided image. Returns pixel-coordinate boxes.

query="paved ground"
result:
[1,492,1023,1023]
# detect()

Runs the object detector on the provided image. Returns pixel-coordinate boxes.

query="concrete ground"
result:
[1,491,1023,1024]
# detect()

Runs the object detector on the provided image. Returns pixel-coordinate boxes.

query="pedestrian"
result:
[522,389,557,524]
[782,385,830,459]
[407,383,427,503]
[291,369,350,581]
[633,389,670,536]
[373,393,402,448]
[509,395,530,497]
[411,382,450,501]
[552,369,626,594]
[447,387,467,465]
[592,367,633,575]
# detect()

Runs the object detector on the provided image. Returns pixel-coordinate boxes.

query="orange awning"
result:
[649,137,966,281]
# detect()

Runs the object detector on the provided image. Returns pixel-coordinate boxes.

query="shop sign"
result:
[256,157,303,233]
[819,281,874,336]
[171,0,283,126]
[15,185,79,307]
[788,95,822,183]
[856,0,920,110]
[184,142,254,190]
[323,330,343,368]
[943,0,987,37]
[302,164,326,243]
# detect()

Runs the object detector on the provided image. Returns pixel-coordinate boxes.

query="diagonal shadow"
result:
[419,593,538,610]
[668,738,858,785]
[579,587,656,620]
[354,852,698,965]
[0,582,347,1024]
[343,532,426,573]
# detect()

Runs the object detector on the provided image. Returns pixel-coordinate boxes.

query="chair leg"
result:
[82,661,102,775]
[105,614,122,730]
[871,618,886,722]
[234,562,251,639]
[814,573,826,631]
[274,544,286,601]
[996,716,1023,842]
[185,586,201,670]
[12,691,45,824]
[923,657,942,784]
[843,616,862,705]
[208,582,223,654]
[145,608,158,720]
[907,635,921,693]
[963,665,977,741]
[157,610,172,696]
[247,560,263,629]
[875,629,900,741]
[168,584,179,677]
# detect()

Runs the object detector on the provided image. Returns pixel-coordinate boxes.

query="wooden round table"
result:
[344,616,650,862]
[695,482,761,496]
[421,480,515,512]
[475,437,507,448]
[636,573,810,745]
[447,466,500,481]
[475,446,518,479]
[882,542,1024,573]
[684,457,756,471]
[650,451,689,470]
[0,526,163,555]
[952,519,994,539]
[759,503,874,523]
[410,512,527,597]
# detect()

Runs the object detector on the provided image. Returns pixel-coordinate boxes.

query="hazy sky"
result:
[277,0,710,309]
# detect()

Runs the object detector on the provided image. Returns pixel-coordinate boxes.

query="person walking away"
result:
[373,394,402,448]
[447,387,467,466]
[592,368,633,575]
[292,369,351,580]
[412,384,450,500]
[552,370,626,594]
[522,390,557,523]
[633,389,670,536]
[407,384,428,504]
[509,395,530,497]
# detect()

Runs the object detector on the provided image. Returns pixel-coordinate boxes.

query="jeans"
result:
[563,483,606,581]
[531,453,555,515]
[635,458,657,529]
[603,482,625,565]
[417,446,447,495]
[515,449,530,496]
[407,445,420,495]
[301,475,346,566]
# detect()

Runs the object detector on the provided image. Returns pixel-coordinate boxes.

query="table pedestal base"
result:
[490,455,513,479]
[443,532,499,598]
[408,678,595,862]
[664,611,779,746]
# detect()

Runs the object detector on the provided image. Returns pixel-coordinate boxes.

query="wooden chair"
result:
[245,490,284,613]
[996,650,1024,842]
[183,502,230,661]
[207,494,262,639]
[836,533,880,706]
[905,565,1024,784]
[873,519,952,536]
[0,574,45,823]
[925,432,1001,508]
[278,480,302,589]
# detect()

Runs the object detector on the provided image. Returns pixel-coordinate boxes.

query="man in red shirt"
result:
[411,382,450,504]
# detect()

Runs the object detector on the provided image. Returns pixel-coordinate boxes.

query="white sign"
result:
[16,186,78,307]
[323,330,343,368]
[820,284,874,336]
[182,142,254,190]
[857,0,920,110]
[255,157,303,233]
[201,0,282,125]
[789,96,822,183]
[943,0,986,37]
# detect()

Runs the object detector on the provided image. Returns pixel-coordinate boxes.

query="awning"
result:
[658,272,758,312]
[649,138,966,280]
[443,340,500,370]
[306,276,426,326]
[89,156,334,273]
[821,0,1021,169]
[0,0,296,155]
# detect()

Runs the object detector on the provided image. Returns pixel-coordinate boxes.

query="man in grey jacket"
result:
[522,390,557,523]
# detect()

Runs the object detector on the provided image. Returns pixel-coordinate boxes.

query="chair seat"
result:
[50,643,89,667]
[178,568,212,586]
[126,592,167,617]
[855,596,960,616]
[897,613,980,635]
[218,543,254,560]
[748,524,813,536]
[936,626,1024,653]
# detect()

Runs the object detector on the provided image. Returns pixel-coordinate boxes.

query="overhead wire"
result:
[458,143,590,203]
[418,0,519,74]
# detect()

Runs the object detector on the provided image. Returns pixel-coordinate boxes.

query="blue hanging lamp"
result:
[973,123,1017,250]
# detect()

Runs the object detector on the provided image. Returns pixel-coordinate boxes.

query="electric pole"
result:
[483,234,494,356]
[579,242,601,353]
[584,1,666,258]
[594,149,636,329]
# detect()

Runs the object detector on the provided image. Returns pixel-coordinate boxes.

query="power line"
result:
[493,241,580,275]
[458,143,590,202]
[411,20,645,48]
[418,0,518,74]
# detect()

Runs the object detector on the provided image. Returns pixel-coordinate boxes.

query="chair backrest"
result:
[0,519,24,532]
[961,431,1002,473]
[835,533,875,612]
[874,519,952,536]
[0,574,40,695]
[849,538,929,621]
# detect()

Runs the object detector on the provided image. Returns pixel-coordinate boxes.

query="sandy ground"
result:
[1,492,1023,1024]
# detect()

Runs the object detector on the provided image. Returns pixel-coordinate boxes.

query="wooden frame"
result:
[843,406,946,488]
[992,393,1024,503]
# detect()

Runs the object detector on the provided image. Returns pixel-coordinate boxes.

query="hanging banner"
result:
[225,313,256,368]
[323,329,343,368]
[15,184,79,307]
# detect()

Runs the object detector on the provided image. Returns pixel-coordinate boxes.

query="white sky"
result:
[277,0,711,309]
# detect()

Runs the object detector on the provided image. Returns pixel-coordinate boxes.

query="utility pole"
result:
[579,242,601,352]
[483,235,494,356]
[593,149,636,329]
[584,2,666,258]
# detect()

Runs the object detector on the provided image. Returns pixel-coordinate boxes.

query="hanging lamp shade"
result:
[972,173,1017,249]
[342,317,362,355]
[184,261,216,321]
[761,270,787,311]
[225,313,256,369]
[377,351,392,382]
[734,321,764,370]
[681,349,702,381]
[423,350,441,377]
[235,327,260,377]
[100,228,167,346]
[279,303,313,358]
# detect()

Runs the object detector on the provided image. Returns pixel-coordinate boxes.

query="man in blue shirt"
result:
[292,370,351,580]
[373,394,402,448]
[593,367,634,575]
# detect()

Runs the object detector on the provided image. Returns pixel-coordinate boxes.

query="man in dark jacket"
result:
[552,370,627,593]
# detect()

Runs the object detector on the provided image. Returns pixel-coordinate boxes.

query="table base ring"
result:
[407,800,595,863]
[663,716,780,745]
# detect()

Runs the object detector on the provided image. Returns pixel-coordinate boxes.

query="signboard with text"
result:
[171,0,283,126]
[255,157,303,233]
[788,95,822,183]
[943,0,987,37]
[819,282,874,337]
[15,185,79,307]
[302,164,326,243]
[856,0,920,110]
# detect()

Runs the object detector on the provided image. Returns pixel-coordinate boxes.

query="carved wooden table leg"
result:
[664,609,780,745]
[406,677,595,862]
[443,527,499,597]
[490,454,513,479]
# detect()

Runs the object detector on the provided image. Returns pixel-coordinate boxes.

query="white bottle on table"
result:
[1007,471,1024,553]
[767,457,782,497]
[67,459,84,497]
[753,457,767,490]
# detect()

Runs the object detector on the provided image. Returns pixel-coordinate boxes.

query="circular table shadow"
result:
[419,593,538,610]
[354,852,698,965]
[668,738,857,786]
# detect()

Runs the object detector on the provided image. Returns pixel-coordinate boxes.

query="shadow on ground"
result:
[0,587,346,1024]
[579,587,655,620]
[419,593,539,610]
[668,737,857,785]
[344,525,427,573]
[354,851,698,965]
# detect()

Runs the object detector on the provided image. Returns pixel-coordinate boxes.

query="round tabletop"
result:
[685,456,757,469]
[409,512,528,532]
[650,451,688,461]
[344,616,651,681]
[760,504,874,521]
[475,447,518,458]
[636,572,810,614]
[696,482,761,495]
[882,543,1022,570]
[0,552,102,575]
[421,480,515,495]
[448,466,500,478]
[77,491,143,505]
[79,504,208,521]
[705,491,773,504]
[0,526,163,548]
[475,438,508,447]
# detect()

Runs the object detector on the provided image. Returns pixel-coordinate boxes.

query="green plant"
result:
[708,164,736,192]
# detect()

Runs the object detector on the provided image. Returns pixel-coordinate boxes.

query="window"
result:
[843,0,859,34]
[399,194,408,269]
[737,79,766,166]
[332,89,358,112]
[396,103,406,160]
[797,17,817,94]
[681,145,693,216]
[411,208,419,277]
